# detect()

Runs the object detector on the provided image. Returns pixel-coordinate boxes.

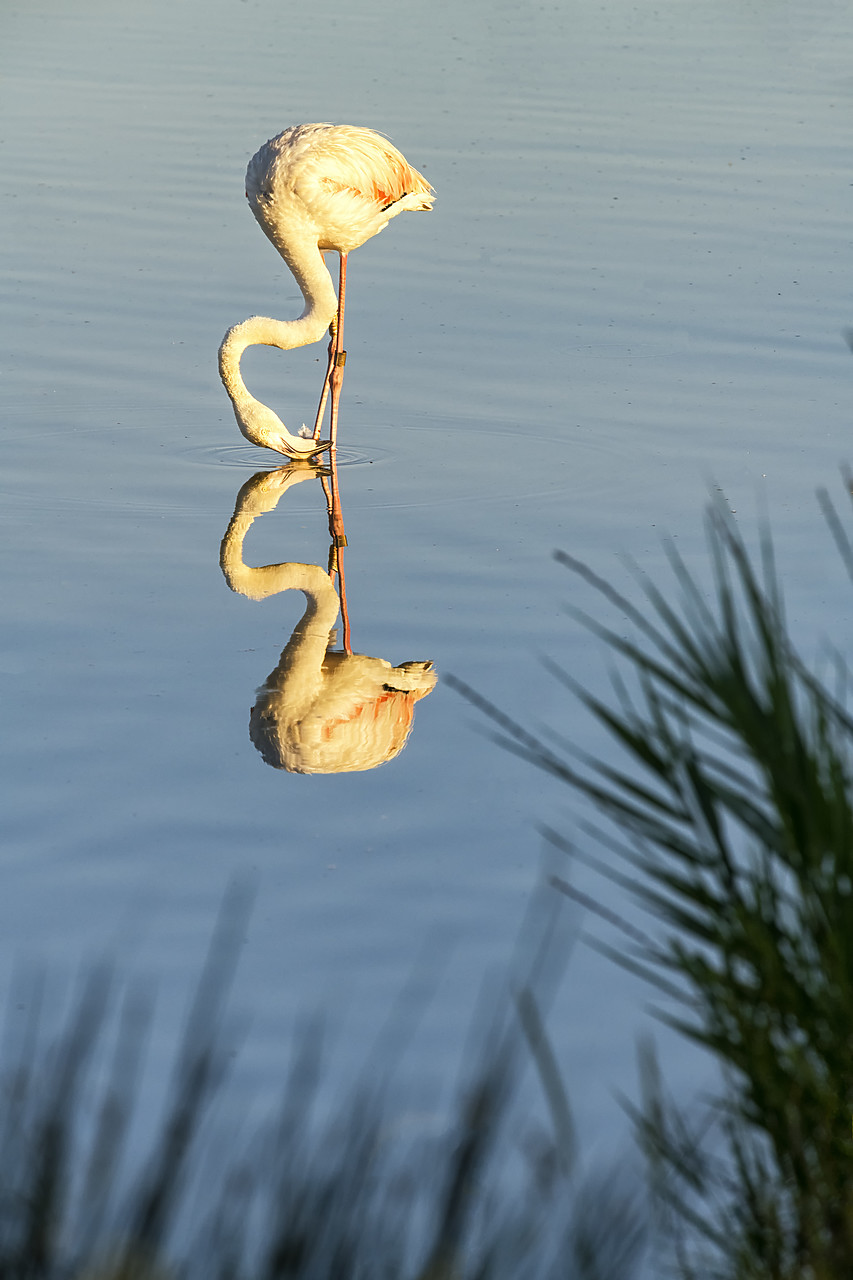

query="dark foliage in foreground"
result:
[452,488,853,1278]
[0,892,644,1280]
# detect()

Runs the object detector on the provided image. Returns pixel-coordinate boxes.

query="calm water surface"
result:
[3,0,853,1153]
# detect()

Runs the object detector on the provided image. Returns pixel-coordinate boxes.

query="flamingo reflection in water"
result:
[220,459,436,774]
[218,124,434,458]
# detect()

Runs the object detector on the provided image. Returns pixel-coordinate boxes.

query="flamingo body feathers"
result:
[246,123,434,256]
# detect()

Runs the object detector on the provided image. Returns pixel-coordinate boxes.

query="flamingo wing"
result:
[308,125,433,212]
[249,125,433,251]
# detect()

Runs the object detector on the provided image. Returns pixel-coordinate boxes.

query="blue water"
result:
[3,0,853,1158]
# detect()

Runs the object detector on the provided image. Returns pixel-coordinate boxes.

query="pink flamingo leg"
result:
[327,252,348,451]
[312,251,348,444]
[311,334,335,440]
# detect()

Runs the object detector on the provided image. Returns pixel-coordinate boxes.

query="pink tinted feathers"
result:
[249,124,434,225]
[319,141,433,210]
[257,124,433,255]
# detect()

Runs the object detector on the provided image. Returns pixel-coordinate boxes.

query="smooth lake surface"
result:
[3,0,853,1159]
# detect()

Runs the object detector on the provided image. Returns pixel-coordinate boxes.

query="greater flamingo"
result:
[219,123,434,457]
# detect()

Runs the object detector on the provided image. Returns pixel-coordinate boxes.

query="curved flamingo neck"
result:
[218,317,305,408]
[218,233,338,451]
[219,233,337,395]
[279,233,339,335]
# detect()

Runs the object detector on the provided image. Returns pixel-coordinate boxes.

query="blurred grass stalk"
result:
[452,486,853,1277]
[0,893,644,1278]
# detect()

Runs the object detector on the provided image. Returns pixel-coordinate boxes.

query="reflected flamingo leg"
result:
[321,455,352,655]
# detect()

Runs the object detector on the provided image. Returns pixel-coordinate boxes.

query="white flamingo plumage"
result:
[219,123,434,458]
